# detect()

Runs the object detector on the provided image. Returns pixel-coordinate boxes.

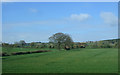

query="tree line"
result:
[1,33,118,50]
[86,39,118,48]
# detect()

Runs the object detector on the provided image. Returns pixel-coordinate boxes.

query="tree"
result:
[49,33,73,50]
[30,42,36,48]
[19,40,26,47]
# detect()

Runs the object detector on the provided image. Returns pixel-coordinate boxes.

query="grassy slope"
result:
[2,48,118,73]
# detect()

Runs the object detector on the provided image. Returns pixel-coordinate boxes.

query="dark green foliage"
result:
[11,50,51,55]
[49,33,73,50]
[1,52,10,56]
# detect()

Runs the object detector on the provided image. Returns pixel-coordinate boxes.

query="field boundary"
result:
[1,73,119,75]
[1,50,51,56]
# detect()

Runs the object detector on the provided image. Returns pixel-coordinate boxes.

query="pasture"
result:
[2,48,118,73]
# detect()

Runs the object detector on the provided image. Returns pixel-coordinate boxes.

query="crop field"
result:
[2,48,118,73]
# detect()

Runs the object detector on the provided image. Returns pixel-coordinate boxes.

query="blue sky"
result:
[2,2,118,43]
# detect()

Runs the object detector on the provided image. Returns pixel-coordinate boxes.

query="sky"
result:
[2,2,118,43]
[1,0,119,2]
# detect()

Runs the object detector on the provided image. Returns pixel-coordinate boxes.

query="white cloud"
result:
[69,13,91,21]
[29,8,38,13]
[100,12,118,26]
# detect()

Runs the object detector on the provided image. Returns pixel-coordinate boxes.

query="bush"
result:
[65,46,70,50]
[2,52,10,56]
[11,50,51,55]
[80,46,85,48]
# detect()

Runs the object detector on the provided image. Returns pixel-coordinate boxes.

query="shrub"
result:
[2,52,10,56]
[11,50,51,55]
[65,46,70,50]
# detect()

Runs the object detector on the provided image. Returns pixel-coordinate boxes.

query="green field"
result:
[2,48,118,73]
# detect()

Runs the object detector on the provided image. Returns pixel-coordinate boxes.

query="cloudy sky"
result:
[2,2,118,43]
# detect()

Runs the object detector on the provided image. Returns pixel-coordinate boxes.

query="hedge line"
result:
[1,50,51,56]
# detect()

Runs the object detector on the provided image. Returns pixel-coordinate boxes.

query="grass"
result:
[2,48,118,73]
